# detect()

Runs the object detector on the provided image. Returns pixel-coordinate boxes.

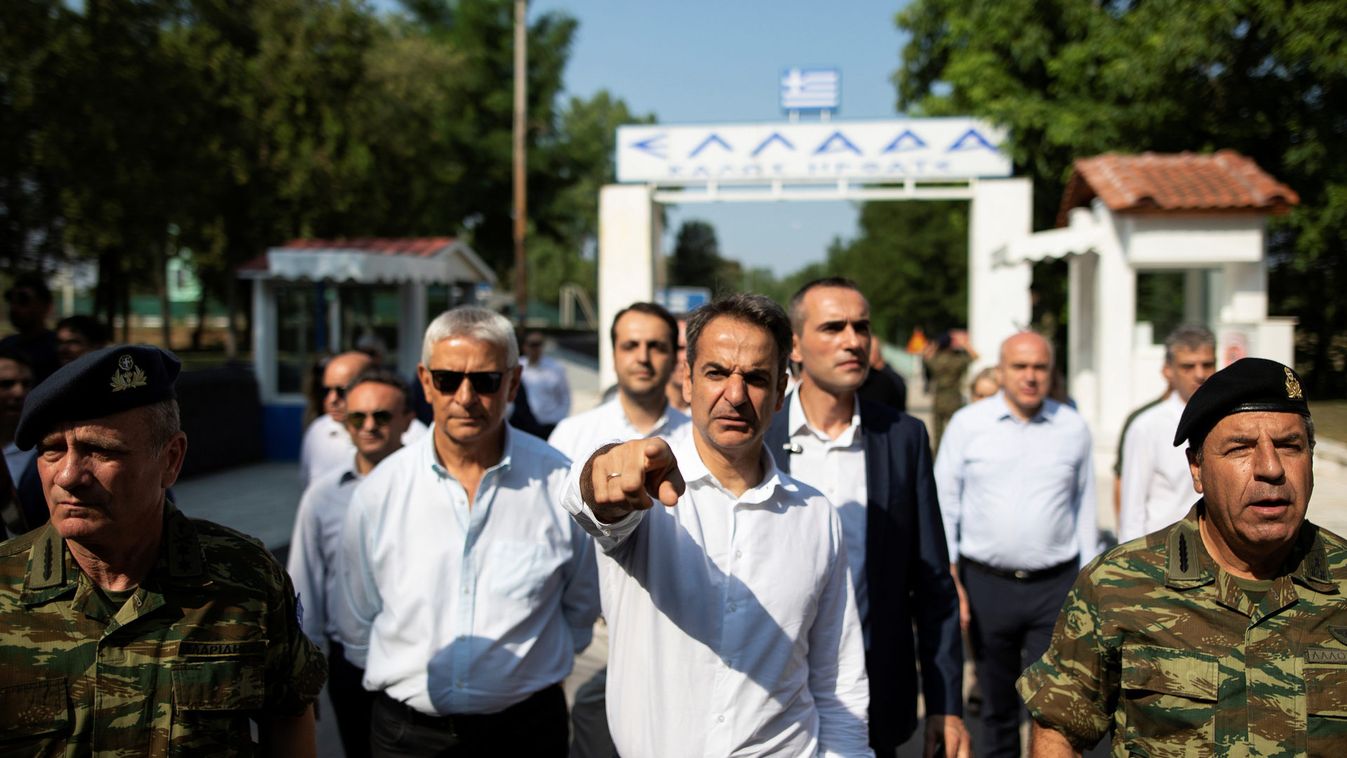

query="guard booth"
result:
[998,151,1299,453]
[238,237,496,458]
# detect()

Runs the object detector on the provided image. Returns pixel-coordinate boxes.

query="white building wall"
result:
[597,185,661,389]
[968,178,1034,371]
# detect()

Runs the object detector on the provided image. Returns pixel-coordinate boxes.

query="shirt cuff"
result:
[559,461,644,546]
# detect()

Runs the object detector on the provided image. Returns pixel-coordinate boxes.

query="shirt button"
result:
[462,586,471,594]
[717,715,725,723]
[734,550,742,559]
[727,603,737,613]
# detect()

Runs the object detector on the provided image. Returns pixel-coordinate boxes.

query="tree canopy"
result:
[894,0,1347,393]
[0,0,648,338]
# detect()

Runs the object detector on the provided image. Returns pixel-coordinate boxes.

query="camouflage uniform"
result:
[1018,502,1347,756]
[0,501,326,756]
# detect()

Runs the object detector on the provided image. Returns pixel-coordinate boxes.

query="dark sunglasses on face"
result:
[429,370,506,395]
[345,410,395,429]
[324,385,347,399]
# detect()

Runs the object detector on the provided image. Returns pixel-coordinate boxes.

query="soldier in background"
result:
[55,314,112,366]
[1020,358,1346,755]
[0,344,325,754]
[925,331,977,451]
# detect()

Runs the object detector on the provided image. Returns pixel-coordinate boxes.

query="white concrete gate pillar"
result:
[597,184,662,390]
[968,179,1034,368]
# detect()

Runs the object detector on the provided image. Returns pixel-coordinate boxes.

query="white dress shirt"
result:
[785,391,871,628]
[934,392,1098,571]
[561,435,873,757]
[1118,392,1196,542]
[521,355,571,425]
[336,428,600,716]
[287,465,362,646]
[547,397,690,461]
[299,413,427,489]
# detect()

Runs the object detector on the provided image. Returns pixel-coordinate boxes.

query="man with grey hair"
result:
[336,307,599,756]
[1117,324,1216,542]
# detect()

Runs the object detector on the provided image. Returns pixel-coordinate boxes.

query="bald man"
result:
[300,352,372,489]
[933,332,1098,758]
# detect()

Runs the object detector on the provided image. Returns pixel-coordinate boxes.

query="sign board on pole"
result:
[656,286,711,315]
[616,118,1011,185]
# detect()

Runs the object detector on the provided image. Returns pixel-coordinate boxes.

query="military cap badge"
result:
[1284,366,1303,400]
[110,354,148,392]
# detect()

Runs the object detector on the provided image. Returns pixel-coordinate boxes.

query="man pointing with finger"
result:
[562,294,873,756]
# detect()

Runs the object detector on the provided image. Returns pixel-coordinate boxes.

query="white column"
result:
[251,278,277,402]
[1068,251,1099,435]
[597,184,659,389]
[1093,206,1137,446]
[326,284,342,352]
[967,178,1033,370]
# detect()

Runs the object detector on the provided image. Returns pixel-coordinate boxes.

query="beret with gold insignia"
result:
[15,344,180,450]
[1173,357,1309,447]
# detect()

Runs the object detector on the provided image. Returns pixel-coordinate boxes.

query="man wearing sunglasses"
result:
[288,367,415,757]
[336,307,599,757]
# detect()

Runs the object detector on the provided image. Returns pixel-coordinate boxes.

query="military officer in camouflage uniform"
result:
[0,345,326,756]
[1018,357,1347,756]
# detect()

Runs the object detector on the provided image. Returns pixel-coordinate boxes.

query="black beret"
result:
[15,344,180,450]
[1173,357,1309,447]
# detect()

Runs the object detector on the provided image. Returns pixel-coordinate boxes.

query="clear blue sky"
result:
[530,0,912,276]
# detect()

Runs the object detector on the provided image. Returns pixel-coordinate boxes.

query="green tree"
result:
[895,0,1347,394]
[670,220,725,290]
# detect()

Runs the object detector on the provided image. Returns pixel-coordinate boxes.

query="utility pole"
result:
[512,0,528,323]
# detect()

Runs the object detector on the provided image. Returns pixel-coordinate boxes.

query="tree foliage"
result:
[895,0,1347,393]
[0,0,645,339]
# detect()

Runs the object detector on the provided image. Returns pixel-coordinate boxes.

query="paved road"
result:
[170,353,1346,757]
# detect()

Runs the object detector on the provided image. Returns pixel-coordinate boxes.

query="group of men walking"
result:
[0,274,1342,757]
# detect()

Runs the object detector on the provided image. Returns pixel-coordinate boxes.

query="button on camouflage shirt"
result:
[0,502,326,756]
[1018,502,1347,757]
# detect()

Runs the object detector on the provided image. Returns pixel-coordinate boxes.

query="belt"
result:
[376,684,561,730]
[960,555,1078,582]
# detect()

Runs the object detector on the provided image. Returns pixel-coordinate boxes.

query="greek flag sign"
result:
[781,68,839,111]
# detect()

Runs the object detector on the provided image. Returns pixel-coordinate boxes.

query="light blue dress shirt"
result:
[287,466,361,645]
[336,427,600,716]
[934,392,1098,571]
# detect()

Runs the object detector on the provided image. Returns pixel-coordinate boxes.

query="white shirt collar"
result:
[423,423,514,478]
[674,434,789,507]
[787,388,862,446]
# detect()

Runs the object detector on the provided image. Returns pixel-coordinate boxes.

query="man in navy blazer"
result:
[767,278,967,757]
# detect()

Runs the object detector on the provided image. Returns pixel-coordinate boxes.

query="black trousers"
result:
[370,684,568,757]
[328,641,374,758]
[960,557,1078,758]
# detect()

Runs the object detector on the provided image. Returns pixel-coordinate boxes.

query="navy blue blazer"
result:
[767,397,962,749]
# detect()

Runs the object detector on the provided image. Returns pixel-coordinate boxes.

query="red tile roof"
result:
[1057,151,1298,226]
[237,237,459,271]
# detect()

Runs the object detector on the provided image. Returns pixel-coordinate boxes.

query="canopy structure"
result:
[995,151,1299,449]
[239,237,497,456]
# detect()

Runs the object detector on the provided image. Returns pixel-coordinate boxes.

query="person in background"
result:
[519,330,571,440]
[1117,325,1216,542]
[857,333,909,413]
[288,368,416,758]
[967,367,999,403]
[0,273,58,382]
[54,314,112,366]
[935,331,1097,758]
[0,346,39,535]
[924,331,977,450]
[664,316,690,413]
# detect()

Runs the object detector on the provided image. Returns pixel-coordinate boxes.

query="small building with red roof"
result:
[998,150,1298,452]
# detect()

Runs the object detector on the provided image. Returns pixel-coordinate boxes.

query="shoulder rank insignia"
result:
[110,354,148,392]
[1285,366,1303,399]
[1332,626,1347,646]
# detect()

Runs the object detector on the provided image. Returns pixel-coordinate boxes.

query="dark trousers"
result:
[961,557,1078,758]
[370,684,568,757]
[328,641,374,758]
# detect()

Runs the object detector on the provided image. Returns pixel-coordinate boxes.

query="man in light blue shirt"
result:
[934,331,1097,758]
[336,307,599,756]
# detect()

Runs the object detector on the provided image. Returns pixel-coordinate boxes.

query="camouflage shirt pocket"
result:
[168,652,266,756]
[1120,643,1218,748]
[1305,666,1347,755]
[0,677,69,752]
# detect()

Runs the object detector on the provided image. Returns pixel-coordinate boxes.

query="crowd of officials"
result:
[0,273,1343,757]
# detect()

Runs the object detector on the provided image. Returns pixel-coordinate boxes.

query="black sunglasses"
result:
[345,410,395,429]
[323,385,347,399]
[429,370,506,395]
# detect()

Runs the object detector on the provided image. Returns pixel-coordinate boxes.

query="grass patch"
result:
[1314,400,1347,444]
